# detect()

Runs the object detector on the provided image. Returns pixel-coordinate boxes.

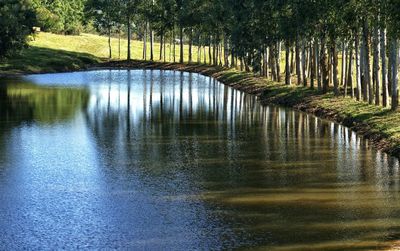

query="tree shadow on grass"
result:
[0,46,100,75]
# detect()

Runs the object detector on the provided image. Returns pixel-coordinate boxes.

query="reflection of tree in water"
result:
[81,71,400,250]
[0,80,90,165]
[0,81,89,126]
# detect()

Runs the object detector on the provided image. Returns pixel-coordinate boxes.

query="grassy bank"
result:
[0,32,207,75]
[102,60,400,157]
[1,32,400,157]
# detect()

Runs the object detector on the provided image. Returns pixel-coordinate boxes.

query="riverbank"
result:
[2,31,400,157]
[101,60,400,158]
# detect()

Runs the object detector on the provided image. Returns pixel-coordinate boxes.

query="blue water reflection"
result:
[0,70,399,250]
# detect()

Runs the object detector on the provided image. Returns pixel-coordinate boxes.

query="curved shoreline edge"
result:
[100,60,400,159]
[3,59,400,159]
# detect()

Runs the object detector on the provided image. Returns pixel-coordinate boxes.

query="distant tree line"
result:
[0,0,86,57]
[32,0,86,35]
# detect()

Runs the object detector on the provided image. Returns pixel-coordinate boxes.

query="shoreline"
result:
[3,59,400,158]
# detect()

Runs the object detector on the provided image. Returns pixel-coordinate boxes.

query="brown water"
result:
[0,69,399,250]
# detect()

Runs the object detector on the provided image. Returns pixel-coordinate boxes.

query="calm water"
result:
[0,70,400,250]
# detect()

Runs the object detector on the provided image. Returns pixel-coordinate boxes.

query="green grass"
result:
[0,32,210,74]
[0,46,99,75]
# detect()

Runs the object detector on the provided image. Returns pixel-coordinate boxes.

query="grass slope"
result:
[0,32,206,75]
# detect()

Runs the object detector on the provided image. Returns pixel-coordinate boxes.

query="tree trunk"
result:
[290,47,295,74]
[264,47,269,78]
[388,39,393,96]
[347,41,354,98]
[179,26,184,63]
[244,55,250,72]
[332,42,339,96]
[381,28,388,107]
[219,43,223,65]
[320,36,329,94]
[213,40,217,65]
[216,43,220,65]
[391,38,398,111]
[173,28,176,62]
[150,26,154,61]
[302,41,307,86]
[198,35,201,63]
[315,39,321,91]
[308,44,312,79]
[363,20,372,104]
[355,30,361,101]
[224,36,229,67]
[204,45,207,64]
[188,28,193,63]
[285,42,291,85]
[163,35,166,62]
[208,37,212,65]
[231,48,235,68]
[360,32,365,98]
[270,46,277,81]
[328,50,333,85]
[127,16,131,61]
[341,41,346,86]
[373,25,380,106]
[310,42,315,88]
[143,23,147,60]
[295,38,302,85]
[159,30,164,61]
[276,41,281,82]
[108,27,112,60]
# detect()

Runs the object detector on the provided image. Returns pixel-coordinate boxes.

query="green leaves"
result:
[32,0,86,34]
[0,0,35,57]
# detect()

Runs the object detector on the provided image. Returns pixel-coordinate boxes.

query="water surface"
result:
[0,70,400,250]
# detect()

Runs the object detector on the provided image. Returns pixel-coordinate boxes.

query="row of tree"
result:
[86,0,400,110]
[2,0,400,110]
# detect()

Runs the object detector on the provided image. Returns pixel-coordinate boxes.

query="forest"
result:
[1,0,400,110]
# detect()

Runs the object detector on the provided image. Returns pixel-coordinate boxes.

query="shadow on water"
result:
[0,70,400,250]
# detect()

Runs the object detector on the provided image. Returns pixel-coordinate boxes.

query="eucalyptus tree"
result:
[86,0,122,59]
[278,0,296,85]
[123,0,137,61]
[387,0,400,110]
[151,0,176,61]
[229,0,260,71]
[199,0,231,65]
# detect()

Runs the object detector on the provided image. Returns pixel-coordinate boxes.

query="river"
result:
[0,70,399,250]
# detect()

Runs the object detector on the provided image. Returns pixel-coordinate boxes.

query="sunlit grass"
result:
[30,32,209,62]
[0,32,211,74]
